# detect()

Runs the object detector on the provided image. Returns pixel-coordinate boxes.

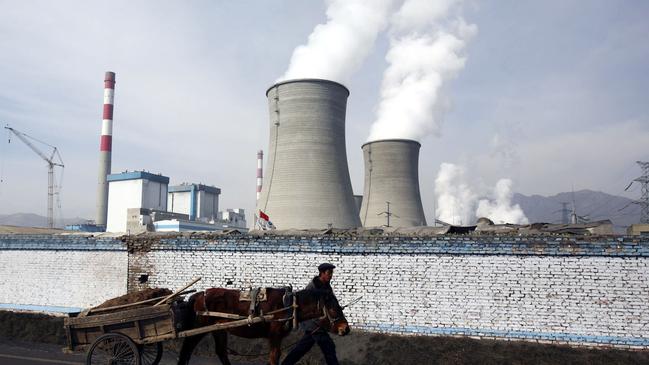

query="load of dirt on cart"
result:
[93,287,173,312]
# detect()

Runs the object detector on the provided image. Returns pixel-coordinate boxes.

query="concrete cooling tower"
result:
[360,139,427,227]
[257,79,361,229]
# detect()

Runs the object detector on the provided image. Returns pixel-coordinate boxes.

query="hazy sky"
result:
[0,1,647,224]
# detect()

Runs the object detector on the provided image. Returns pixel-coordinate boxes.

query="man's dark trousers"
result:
[281,331,339,365]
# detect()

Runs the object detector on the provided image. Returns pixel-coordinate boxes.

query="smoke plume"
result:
[476,179,529,224]
[435,163,529,225]
[434,163,476,225]
[368,0,476,142]
[280,0,396,83]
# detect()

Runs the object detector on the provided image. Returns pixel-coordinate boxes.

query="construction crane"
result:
[4,125,64,228]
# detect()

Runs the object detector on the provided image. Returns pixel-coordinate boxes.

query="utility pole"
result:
[626,161,649,223]
[571,189,578,224]
[377,201,398,228]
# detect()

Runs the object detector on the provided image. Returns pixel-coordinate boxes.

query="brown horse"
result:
[177,287,350,365]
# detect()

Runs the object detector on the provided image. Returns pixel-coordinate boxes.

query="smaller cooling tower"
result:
[257,79,360,229]
[360,139,427,227]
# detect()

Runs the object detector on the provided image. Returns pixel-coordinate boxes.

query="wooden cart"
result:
[64,278,276,365]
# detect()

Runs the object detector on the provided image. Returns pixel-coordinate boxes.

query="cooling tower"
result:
[360,139,427,227]
[257,79,361,229]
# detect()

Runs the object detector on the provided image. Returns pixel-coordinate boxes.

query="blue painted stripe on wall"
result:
[358,323,649,346]
[0,303,82,314]
[0,235,125,251]
[148,236,649,257]
[0,234,648,256]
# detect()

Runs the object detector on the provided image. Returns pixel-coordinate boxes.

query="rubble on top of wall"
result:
[0,219,617,241]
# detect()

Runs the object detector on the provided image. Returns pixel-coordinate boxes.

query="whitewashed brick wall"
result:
[1,234,648,348]
[0,250,127,308]
[131,251,649,348]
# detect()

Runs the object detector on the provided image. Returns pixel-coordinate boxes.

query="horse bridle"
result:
[316,296,345,326]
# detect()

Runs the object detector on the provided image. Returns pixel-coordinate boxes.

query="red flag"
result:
[259,210,269,221]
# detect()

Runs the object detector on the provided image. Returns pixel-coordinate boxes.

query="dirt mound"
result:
[0,311,65,344]
[94,287,172,310]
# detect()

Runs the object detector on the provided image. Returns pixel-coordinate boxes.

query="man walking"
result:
[282,263,340,365]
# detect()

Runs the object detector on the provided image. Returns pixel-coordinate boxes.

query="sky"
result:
[0,0,647,225]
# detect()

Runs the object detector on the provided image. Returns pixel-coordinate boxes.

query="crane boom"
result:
[4,125,65,228]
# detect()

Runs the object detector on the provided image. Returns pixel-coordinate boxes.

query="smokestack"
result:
[360,139,427,227]
[96,71,115,228]
[257,79,361,229]
[256,150,263,201]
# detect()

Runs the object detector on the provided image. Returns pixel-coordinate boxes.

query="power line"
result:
[581,160,645,218]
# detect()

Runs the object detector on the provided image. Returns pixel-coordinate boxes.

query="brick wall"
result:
[2,233,648,348]
[0,235,127,309]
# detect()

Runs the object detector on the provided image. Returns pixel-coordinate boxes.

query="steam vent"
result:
[360,139,427,227]
[257,79,361,229]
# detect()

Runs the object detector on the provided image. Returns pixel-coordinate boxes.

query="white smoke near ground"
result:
[435,163,529,225]
[476,179,529,224]
[434,163,476,225]
[368,0,477,142]
[279,0,396,83]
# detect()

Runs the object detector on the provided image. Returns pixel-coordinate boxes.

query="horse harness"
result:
[196,287,300,330]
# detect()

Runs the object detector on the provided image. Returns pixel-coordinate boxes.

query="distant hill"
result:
[0,213,88,228]
[1,190,642,233]
[513,189,641,232]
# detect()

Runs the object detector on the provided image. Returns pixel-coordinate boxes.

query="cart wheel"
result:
[139,342,163,365]
[86,333,140,365]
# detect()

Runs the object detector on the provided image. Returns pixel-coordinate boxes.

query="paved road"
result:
[0,340,257,365]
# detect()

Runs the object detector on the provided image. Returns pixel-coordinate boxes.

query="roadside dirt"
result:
[2,311,648,365]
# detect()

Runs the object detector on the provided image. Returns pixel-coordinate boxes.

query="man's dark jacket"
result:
[302,276,335,332]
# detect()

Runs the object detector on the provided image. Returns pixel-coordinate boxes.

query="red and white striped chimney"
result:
[96,71,115,228]
[256,150,263,201]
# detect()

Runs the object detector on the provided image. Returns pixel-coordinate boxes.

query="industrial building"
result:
[106,171,169,233]
[256,79,361,230]
[104,171,246,233]
[628,224,649,236]
[219,208,247,229]
[167,183,221,222]
[360,139,427,227]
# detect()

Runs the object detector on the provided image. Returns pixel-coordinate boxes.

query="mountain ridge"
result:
[1,189,642,231]
[512,189,640,230]
[0,213,88,228]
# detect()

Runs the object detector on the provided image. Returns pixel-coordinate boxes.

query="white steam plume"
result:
[280,0,396,83]
[368,0,476,142]
[434,163,476,225]
[476,179,529,224]
[434,163,529,225]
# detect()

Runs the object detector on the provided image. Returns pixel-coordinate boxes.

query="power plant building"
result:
[360,139,427,227]
[219,208,247,229]
[106,171,169,232]
[257,79,361,229]
[167,183,221,222]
